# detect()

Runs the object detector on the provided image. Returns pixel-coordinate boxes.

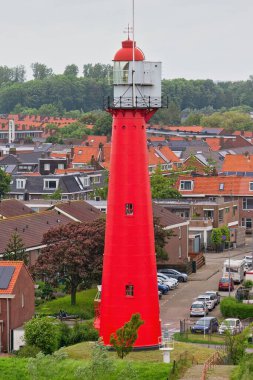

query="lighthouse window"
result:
[126,284,134,297]
[125,203,134,215]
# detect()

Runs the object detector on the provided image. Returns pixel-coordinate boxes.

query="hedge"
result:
[220,297,253,319]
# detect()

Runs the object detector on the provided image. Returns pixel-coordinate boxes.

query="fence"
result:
[201,351,225,380]
[167,350,198,379]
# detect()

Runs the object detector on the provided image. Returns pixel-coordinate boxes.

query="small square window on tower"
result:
[126,284,134,297]
[125,203,134,215]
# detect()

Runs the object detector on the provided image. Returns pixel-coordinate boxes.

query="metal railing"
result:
[201,351,225,380]
[104,95,168,109]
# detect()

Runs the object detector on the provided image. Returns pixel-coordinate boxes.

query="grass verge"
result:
[173,332,225,346]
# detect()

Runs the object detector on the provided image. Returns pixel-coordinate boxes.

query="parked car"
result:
[158,282,169,295]
[190,301,208,317]
[205,291,221,305]
[219,318,243,335]
[218,277,234,291]
[244,255,253,266]
[157,273,178,289]
[159,268,188,282]
[196,294,216,310]
[191,317,219,334]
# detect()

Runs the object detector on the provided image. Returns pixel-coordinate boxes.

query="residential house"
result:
[155,197,241,251]
[177,175,249,236]
[0,261,34,352]
[9,170,107,201]
[0,201,103,265]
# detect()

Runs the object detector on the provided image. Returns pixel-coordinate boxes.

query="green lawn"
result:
[62,341,215,364]
[36,289,97,319]
[0,341,216,380]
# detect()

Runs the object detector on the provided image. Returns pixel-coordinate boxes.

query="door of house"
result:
[193,235,200,253]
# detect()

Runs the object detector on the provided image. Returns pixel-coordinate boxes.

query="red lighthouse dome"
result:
[113,39,145,61]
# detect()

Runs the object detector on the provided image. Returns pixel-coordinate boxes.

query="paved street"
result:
[160,237,253,331]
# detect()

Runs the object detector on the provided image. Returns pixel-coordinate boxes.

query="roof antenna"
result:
[132,0,135,107]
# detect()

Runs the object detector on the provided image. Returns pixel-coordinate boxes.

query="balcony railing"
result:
[104,96,168,109]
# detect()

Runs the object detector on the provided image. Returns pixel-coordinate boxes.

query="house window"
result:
[233,205,238,216]
[93,176,101,184]
[125,203,134,215]
[179,226,182,239]
[219,183,224,191]
[243,198,253,210]
[218,209,224,222]
[180,181,193,191]
[82,177,90,187]
[21,293,24,308]
[58,163,64,170]
[16,179,26,189]
[249,182,253,191]
[242,218,252,229]
[43,179,58,190]
[44,164,50,171]
[179,245,182,258]
[225,207,230,214]
[125,284,134,297]
[204,210,214,219]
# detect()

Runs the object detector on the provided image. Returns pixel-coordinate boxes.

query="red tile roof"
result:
[147,146,180,165]
[72,146,99,165]
[85,135,108,146]
[177,175,253,196]
[222,154,253,172]
[205,138,221,151]
[0,261,23,294]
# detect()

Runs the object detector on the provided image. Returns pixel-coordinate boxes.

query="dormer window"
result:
[180,180,193,191]
[43,179,59,190]
[249,182,253,191]
[219,183,224,191]
[16,179,26,189]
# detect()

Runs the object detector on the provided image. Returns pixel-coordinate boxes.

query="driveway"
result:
[160,238,252,331]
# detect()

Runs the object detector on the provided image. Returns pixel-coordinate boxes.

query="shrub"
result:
[220,297,253,319]
[224,327,249,364]
[24,317,60,354]
[243,280,253,289]
[17,345,41,358]
[69,321,99,345]
[58,320,99,348]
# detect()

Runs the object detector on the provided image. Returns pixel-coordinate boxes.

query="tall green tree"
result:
[3,231,28,264]
[31,63,53,80]
[0,169,11,198]
[64,64,79,77]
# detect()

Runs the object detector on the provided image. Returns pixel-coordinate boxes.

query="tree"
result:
[211,228,223,252]
[34,219,105,305]
[64,64,79,77]
[0,168,11,198]
[24,317,60,354]
[150,167,181,199]
[220,225,230,242]
[110,313,144,359]
[31,63,53,80]
[154,217,175,261]
[3,231,28,264]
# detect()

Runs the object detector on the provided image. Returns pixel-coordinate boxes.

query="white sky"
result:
[1,0,253,81]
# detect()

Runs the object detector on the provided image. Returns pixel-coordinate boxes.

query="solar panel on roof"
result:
[0,266,15,289]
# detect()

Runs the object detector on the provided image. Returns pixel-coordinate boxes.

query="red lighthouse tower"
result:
[99,37,162,348]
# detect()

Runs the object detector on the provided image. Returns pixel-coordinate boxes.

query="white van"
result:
[223,259,244,284]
